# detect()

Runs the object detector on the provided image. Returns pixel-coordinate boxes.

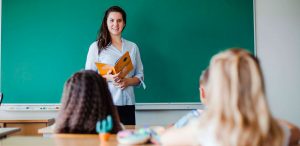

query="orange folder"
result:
[95,51,133,79]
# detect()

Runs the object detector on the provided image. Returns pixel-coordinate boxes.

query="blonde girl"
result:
[161,49,291,146]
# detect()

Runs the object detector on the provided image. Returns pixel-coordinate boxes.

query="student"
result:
[161,49,300,146]
[85,6,145,125]
[55,70,122,134]
[173,69,208,128]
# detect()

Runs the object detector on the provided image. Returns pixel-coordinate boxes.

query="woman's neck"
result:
[111,35,122,51]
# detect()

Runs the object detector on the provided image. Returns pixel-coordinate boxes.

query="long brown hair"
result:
[97,6,126,53]
[199,49,284,146]
[55,70,121,134]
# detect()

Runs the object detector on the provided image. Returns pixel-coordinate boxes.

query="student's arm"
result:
[160,120,199,146]
[173,110,202,128]
[278,119,300,146]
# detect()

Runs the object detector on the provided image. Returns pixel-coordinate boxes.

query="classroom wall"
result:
[0,103,202,126]
[255,0,300,126]
[2,1,300,126]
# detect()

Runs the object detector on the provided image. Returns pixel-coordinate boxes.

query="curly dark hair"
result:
[55,70,122,134]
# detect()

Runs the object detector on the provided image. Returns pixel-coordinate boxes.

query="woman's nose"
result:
[113,21,118,26]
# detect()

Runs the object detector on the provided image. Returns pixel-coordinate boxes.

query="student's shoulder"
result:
[278,119,300,146]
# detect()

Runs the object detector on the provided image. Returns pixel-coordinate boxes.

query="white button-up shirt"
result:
[85,38,145,105]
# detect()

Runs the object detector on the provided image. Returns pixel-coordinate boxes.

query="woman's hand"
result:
[113,77,141,90]
[103,70,121,82]
[103,70,141,90]
[114,78,130,90]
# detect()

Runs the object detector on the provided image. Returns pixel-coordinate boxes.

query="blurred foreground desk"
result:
[0,128,20,139]
[0,118,54,136]
[38,125,137,137]
[0,134,154,146]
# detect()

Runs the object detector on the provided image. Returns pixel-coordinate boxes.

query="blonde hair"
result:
[199,49,284,146]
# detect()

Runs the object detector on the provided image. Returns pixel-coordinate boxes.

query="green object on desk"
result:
[96,115,113,133]
[1,0,254,103]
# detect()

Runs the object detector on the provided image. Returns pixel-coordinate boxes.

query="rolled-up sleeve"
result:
[134,46,146,89]
[85,42,98,71]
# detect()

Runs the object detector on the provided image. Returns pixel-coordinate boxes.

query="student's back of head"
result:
[55,70,122,134]
[199,48,284,146]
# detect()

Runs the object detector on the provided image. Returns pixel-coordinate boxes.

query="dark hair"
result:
[55,70,122,134]
[97,6,127,53]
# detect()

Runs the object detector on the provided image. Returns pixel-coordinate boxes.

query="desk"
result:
[0,128,20,139]
[0,118,54,136]
[38,125,137,137]
[0,135,154,146]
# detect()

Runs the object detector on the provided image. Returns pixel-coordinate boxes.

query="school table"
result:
[0,128,20,139]
[0,118,55,136]
[0,134,155,146]
[38,125,137,137]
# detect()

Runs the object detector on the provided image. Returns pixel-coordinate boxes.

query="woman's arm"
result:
[115,77,140,90]
[112,45,145,90]
[103,71,140,90]
[132,45,145,88]
[85,43,98,71]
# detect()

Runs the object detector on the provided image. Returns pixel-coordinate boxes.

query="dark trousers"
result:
[116,105,136,125]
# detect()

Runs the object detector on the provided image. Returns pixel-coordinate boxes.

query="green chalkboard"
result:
[1,0,254,103]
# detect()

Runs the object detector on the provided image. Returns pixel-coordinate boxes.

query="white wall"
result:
[255,0,300,126]
[0,103,202,126]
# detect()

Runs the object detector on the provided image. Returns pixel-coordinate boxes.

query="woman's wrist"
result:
[128,77,140,86]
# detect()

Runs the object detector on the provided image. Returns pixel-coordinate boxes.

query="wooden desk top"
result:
[38,125,55,134]
[0,128,21,139]
[0,135,155,146]
[38,125,137,135]
[0,118,55,123]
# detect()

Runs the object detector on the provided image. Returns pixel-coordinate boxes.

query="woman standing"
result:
[85,6,145,125]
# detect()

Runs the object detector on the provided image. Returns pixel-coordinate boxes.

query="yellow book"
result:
[95,51,133,79]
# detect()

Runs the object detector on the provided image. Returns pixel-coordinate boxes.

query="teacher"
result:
[85,6,145,125]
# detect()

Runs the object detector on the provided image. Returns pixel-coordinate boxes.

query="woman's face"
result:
[106,12,125,36]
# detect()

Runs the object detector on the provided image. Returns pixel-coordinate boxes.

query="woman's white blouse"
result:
[85,38,145,105]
